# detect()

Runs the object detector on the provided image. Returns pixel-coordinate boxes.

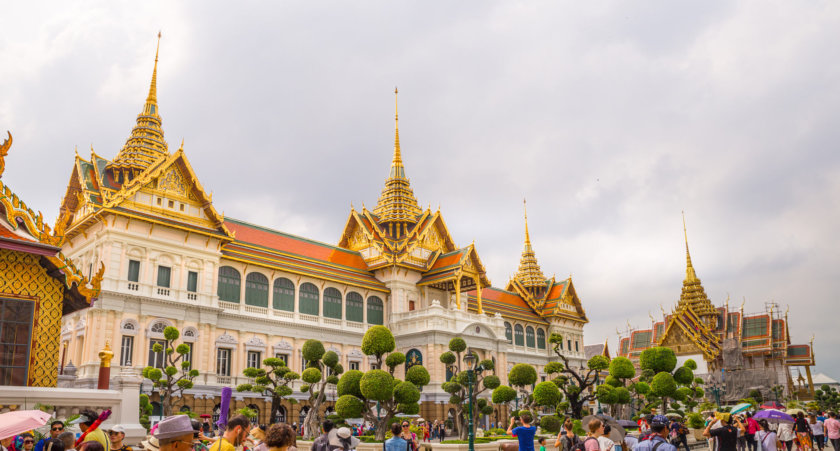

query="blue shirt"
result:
[513,426,537,451]
[632,436,677,451]
[385,436,408,451]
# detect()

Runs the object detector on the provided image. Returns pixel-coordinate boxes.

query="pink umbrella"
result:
[0,410,52,439]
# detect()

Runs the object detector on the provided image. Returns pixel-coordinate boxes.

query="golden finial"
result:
[0,131,12,179]
[524,198,531,245]
[740,297,745,313]
[179,138,184,151]
[393,86,401,164]
[98,340,114,368]
[682,211,698,282]
[146,32,161,106]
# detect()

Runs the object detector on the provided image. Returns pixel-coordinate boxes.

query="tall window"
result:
[0,298,34,386]
[367,296,383,325]
[120,335,134,366]
[245,273,269,307]
[127,260,140,282]
[349,361,360,371]
[526,326,536,348]
[148,339,166,369]
[323,288,342,319]
[216,348,231,376]
[299,283,319,315]
[157,266,171,288]
[536,328,546,349]
[247,351,261,369]
[514,325,524,346]
[275,354,289,366]
[182,342,193,368]
[504,322,513,343]
[575,341,579,352]
[217,266,241,303]
[272,278,295,311]
[187,271,198,292]
[567,339,572,351]
[346,292,363,323]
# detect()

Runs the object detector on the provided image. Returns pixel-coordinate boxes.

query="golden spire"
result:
[373,88,422,228]
[677,212,717,319]
[106,32,168,178]
[513,198,546,294]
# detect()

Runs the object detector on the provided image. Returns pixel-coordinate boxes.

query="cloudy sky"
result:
[3,2,839,380]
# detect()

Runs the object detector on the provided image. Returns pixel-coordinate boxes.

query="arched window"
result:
[299,406,310,425]
[526,326,536,348]
[244,273,269,307]
[514,325,524,346]
[504,322,513,343]
[217,266,241,302]
[272,278,295,311]
[536,328,546,349]
[367,296,383,325]
[299,283,319,315]
[247,404,260,425]
[346,292,363,323]
[323,288,342,319]
[150,321,168,334]
[273,405,287,423]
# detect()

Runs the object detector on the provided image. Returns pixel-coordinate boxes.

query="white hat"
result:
[106,425,126,433]
[69,415,92,425]
[337,427,352,439]
[140,437,160,451]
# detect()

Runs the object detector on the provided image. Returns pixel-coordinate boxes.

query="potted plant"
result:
[686,412,705,441]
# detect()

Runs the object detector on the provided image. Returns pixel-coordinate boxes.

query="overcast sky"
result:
[3,1,839,381]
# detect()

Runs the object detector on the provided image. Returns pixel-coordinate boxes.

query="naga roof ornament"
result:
[372,88,422,226]
[106,32,168,177]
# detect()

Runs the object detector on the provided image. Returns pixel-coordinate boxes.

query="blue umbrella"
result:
[753,409,794,424]
[731,403,753,414]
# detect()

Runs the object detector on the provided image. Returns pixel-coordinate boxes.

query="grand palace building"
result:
[53,41,590,425]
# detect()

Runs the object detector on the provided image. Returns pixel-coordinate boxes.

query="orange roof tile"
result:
[225,219,369,271]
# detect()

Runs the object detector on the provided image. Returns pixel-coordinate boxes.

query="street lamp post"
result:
[709,380,725,408]
[463,348,485,451]
[596,373,603,415]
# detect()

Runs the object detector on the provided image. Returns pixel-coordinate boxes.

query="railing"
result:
[245,305,268,315]
[272,310,294,319]
[323,318,342,326]
[156,287,170,296]
[127,282,139,291]
[299,313,319,323]
[219,301,239,311]
[217,375,231,384]
[187,293,197,300]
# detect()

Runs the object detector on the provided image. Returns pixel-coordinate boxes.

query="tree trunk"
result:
[304,406,321,440]
[270,396,280,423]
[373,411,394,441]
[163,391,172,417]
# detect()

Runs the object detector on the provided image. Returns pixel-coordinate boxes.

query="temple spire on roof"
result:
[373,88,422,230]
[106,32,168,179]
[514,199,546,294]
[677,212,717,320]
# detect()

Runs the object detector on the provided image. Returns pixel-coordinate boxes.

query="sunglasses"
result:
[402,425,409,427]
[52,428,64,431]
[24,441,35,444]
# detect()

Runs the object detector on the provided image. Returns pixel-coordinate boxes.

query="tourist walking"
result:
[704,413,746,451]
[330,428,359,451]
[583,419,603,451]
[811,414,826,451]
[631,416,677,451]
[745,413,760,451]
[508,413,537,451]
[265,424,297,451]
[385,424,408,451]
[399,421,418,451]
[778,423,795,451]
[793,413,813,451]
[599,425,615,451]
[669,419,690,451]
[824,413,840,451]
[106,426,131,451]
[155,416,198,451]
[311,420,335,451]
[756,420,778,451]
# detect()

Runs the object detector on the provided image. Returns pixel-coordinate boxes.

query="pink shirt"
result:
[824,418,840,440]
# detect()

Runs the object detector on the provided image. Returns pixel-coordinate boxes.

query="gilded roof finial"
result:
[512,197,546,293]
[524,198,531,245]
[683,211,698,282]
[147,31,161,106]
[0,131,12,179]
[393,87,401,164]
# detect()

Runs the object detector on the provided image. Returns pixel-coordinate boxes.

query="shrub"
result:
[609,356,636,379]
[639,347,677,374]
[449,337,467,353]
[337,370,364,398]
[492,385,517,404]
[405,365,430,386]
[674,366,694,385]
[361,325,396,357]
[302,339,326,362]
[360,369,394,401]
[650,372,677,398]
[335,394,365,418]
[509,363,538,387]
[540,415,562,433]
[533,381,562,407]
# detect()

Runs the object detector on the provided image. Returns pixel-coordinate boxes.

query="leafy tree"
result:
[596,356,635,417]
[638,347,695,414]
[545,333,609,418]
[298,339,343,439]
[139,394,153,431]
[237,357,300,423]
[335,326,430,441]
[748,389,764,404]
[142,326,199,416]
[439,338,498,440]
[815,385,840,412]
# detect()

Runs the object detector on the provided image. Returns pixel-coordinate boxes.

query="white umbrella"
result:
[0,410,52,439]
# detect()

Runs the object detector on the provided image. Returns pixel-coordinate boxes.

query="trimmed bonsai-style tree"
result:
[142,326,199,416]
[335,326,430,441]
[541,333,609,418]
[299,339,343,439]
[439,338,499,440]
[236,357,300,423]
[638,347,696,414]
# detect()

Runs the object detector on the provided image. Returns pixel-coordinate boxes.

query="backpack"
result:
[572,437,597,451]
[311,435,332,451]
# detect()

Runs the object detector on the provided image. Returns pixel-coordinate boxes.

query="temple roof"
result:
[106,34,168,175]
[511,199,546,291]
[223,218,387,292]
[679,214,717,318]
[466,287,547,323]
[372,89,422,225]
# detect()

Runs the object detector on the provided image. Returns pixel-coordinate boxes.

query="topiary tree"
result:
[815,384,840,413]
[142,326,199,416]
[638,347,695,414]
[237,357,300,424]
[335,326,430,441]
[298,339,343,439]
[439,338,499,440]
[542,333,609,418]
[597,356,636,418]
[139,394,153,431]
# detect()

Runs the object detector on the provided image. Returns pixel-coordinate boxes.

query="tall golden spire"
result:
[677,212,717,319]
[373,88,422,229]
[106,32,168,180]
[514,198,546,294]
